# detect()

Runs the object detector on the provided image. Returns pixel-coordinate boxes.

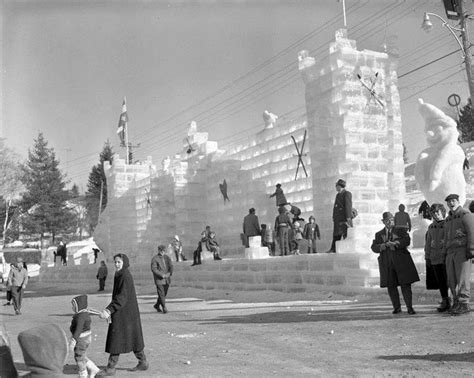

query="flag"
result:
[117,97,128,147]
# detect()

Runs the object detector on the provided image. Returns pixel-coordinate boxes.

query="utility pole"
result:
[458,0,473,100]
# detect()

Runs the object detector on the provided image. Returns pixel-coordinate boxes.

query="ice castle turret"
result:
[300,29,406,254]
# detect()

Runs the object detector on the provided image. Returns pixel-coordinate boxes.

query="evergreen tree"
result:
[19,132,74,244]
[85,141,114,232]
[457,99,474,143]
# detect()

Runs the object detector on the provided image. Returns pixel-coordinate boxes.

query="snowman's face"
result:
[425,122,445,146]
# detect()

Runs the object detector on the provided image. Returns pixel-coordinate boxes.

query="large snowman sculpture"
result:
[414,98,466,206]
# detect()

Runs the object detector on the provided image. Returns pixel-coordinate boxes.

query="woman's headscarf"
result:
[113,253,130,273]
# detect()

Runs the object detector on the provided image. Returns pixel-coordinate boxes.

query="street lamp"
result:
[421,12,466,57]
[421,3,473,100]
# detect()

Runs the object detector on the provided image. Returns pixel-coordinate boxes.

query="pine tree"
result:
[457,99,474,143]
[19,132,73,245]
[85,141,114,232]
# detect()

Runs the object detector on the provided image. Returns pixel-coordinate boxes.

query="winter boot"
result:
[86,359,100,377]
[452,302,470,316]
[131,350,149,371]
[437,297,451,313]
[448,299,459,314]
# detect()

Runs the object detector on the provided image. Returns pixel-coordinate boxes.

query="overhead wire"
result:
[135,0,408,156]
[136,0,425,156]
[66,0,459,185]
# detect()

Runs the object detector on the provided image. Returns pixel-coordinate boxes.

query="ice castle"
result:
[94,29,406,263]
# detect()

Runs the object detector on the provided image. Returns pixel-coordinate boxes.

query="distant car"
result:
[0,248,42,283]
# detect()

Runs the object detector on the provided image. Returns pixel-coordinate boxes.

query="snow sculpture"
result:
[162,156,171,173]
[297,50,316,70]
[415,98,466,205]
[263,110,278,129]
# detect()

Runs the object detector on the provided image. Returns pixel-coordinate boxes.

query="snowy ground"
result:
[2,281,473,377]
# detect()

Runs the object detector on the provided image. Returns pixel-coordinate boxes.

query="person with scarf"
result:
[99,254,148,375]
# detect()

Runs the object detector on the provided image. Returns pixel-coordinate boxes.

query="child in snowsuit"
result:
[289,222,303,255]
[69,295,99,377]
[303,216,321,253]
[207,231,223,260]
[171,235,187,262]
[192,231,207,266]
[261,224,275,256]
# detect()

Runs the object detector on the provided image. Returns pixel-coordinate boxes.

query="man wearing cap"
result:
[243,208,261,248]
[443,193,474,315]
[7,257,28,315]
[327,179,352,253]
[151,245,173,314]
[371,212,419,315]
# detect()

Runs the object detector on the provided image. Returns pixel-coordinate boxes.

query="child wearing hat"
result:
[70,295,100,377]
[171,235,187,262]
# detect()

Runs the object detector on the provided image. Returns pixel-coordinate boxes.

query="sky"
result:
[1,0,472,191]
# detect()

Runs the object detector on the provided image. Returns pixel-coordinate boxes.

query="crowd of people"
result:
[371,193,473,316]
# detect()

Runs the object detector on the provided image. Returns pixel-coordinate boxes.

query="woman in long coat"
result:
[99,254,148,375]
[371,212,420,315]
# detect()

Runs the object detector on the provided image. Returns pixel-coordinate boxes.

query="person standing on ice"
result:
[327,179,352,253]
[274,206,292,256]
[269,183,288,207]
[394,204,411,232]
[243,208,261,248]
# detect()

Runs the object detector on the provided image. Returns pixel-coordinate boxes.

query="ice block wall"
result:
[222,115,313,225]
[93,155,156,261]
[300,29,406,253]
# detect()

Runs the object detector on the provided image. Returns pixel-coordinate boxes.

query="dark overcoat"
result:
[105,254,145,354]
[332,189,352,235]
[243,213,261,237]
[151,253,173,285]
[371,227,420,288]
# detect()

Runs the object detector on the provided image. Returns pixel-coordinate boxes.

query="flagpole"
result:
[124,96,129,164]
[342,0,347,28]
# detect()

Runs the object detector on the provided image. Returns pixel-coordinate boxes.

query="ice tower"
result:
[299,29,406,255]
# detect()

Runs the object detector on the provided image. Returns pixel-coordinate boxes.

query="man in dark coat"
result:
[269,183,288,207]
[371,212,420,315]
[99,253,148,375]
[243,208,261,248]
[57,241,67,266]
[443,193,474,315]
[327,179,353,253]
[151,244,174,313]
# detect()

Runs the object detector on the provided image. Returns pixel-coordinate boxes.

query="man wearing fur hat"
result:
[327,179,352,253]
[443,193,474,315]
[371,212,420,315]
